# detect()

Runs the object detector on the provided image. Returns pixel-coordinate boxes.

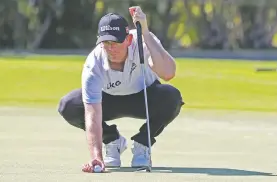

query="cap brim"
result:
[96,35,125,45]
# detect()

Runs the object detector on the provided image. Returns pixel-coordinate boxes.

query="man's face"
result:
[102,34,132,63]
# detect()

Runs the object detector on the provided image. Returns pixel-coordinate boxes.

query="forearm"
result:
[84,103,103,160]
[143,32,176,81]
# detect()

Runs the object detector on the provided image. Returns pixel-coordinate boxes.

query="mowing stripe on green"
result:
[0,57,276,112]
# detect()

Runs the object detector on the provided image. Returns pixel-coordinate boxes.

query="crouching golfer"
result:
[58,6,184,172]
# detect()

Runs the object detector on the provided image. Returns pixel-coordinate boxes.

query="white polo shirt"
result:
[82,29,161,104]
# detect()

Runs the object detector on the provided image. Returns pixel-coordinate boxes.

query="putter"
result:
[135,21,152,173]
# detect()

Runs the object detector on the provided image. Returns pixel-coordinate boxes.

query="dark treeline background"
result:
[1,0,277,50]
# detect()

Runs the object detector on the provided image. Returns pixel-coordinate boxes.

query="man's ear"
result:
[126,34,133,46]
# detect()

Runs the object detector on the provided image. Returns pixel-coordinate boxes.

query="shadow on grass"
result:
[106,166,276,176]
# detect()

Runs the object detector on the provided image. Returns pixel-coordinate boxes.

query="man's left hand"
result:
[129,6,149,35]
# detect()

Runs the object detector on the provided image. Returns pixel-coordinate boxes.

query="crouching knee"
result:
[157,84,184,122]
[57,89,85,130]
[58,96,71,120]
[163,85,184,108]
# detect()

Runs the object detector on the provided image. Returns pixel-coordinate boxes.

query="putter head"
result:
[146,167,151,172]
[136,166,152,172]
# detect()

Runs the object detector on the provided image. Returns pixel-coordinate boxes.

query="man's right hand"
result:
[82,159,105,173]
[83,103,104,172]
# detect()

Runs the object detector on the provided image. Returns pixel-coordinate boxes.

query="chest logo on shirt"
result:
[107,81,121,89]
[130,63,137,74]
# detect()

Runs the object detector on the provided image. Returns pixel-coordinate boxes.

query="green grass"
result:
[171,59,277,112]
[0,56,277,112]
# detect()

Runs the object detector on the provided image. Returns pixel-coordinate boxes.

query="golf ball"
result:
[93,165,102,173]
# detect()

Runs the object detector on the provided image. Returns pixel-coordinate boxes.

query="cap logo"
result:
[100,25,120,32]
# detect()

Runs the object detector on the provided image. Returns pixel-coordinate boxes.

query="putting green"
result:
[0,107,276,182]
[0,56,276,111]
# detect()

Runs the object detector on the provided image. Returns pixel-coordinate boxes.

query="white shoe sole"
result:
[131,160,151,168]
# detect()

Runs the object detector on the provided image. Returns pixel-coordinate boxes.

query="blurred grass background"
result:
[0,56,276,112]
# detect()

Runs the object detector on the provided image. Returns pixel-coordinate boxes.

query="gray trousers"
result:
[58,80,184,146]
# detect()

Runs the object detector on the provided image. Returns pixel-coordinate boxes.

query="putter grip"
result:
[136,22,145,64]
